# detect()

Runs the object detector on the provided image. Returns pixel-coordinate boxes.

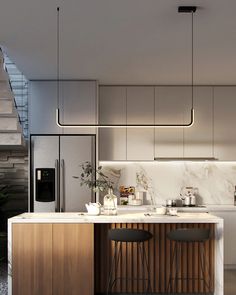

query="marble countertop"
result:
[118,205,208,212]
[8,212,223,224]
[118,204,236,212]
[206,205,236,211]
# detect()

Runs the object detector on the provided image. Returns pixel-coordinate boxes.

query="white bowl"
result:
[168,207,178,216]
[155,206,166,215]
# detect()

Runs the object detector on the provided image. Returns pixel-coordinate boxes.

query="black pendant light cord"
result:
[57,7,60,109]
[191,11,194,110]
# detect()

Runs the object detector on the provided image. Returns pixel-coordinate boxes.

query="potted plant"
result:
[73,161,113,192]
[73,162,117,215]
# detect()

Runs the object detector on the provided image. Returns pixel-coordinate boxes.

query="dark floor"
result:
[0,262,7,295]
[0,264,235,295]
[224,270,236,295]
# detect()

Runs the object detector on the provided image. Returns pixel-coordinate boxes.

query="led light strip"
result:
[56,108,195,128]
[154,157,217,161]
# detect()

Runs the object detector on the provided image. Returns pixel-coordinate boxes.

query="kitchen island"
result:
[8,212,223,295]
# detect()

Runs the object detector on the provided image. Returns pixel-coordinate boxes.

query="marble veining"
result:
[101,162,236,205]
[9,212,222,224]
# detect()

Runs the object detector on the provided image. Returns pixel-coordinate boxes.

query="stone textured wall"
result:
[0,149,28,226]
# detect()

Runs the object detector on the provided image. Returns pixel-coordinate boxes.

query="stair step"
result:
[0,93,14,101]
[0,52,26,146]
[0,69,9,82]
[0,117,18,131]
[0,51,26,147]
[0,132,24,146]
[0,108,18,118]
[0,82,12,98]
[0,99,13,114]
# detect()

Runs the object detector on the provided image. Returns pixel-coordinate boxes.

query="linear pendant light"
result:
[55,6,195,129]
[56,108,194,128]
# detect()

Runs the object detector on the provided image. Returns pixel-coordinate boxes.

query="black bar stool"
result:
[167,228,211,293]
[107,228,153,294]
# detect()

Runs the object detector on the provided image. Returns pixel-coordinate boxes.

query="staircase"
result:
[0,49,25,148]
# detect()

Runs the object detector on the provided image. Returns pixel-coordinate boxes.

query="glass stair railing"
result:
[2,51,28,139]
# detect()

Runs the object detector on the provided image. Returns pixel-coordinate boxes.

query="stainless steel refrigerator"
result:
[30,135,96,212]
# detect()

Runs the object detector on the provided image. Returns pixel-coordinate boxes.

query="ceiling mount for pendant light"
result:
[55,6,196,129]
[178,6,197,13]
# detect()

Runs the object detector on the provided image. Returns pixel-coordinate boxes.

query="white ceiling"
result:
[0,0,236,84]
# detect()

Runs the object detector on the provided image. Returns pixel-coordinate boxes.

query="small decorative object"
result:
[135,184,144,205]
[103,188,117,215]
[155,206,166,215]
[119,186,135,205]
[131,199,142,206]
[85,202,102,216]
[168,207,178,216]
[136,170,155,205]
[120,196,128,205]
[128,193,135,205]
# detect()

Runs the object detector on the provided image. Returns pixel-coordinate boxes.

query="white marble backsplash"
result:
[100,162,236,205]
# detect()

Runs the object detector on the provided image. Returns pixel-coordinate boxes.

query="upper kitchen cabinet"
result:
[127,87,154,160]
[29,80,97,135]
[184,87,214,157]
[99,86,155,161]
[154,87,191,158]
[214,87,236,160]
[60,81,97,134]
[98,85,218,161]
[99,86,126,161]
[29,81,61,134]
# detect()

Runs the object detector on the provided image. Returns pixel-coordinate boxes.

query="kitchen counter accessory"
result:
[166,199,176,207]
[180,186,196,206]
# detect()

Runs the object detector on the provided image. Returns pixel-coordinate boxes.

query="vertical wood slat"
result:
[95,223,215,294]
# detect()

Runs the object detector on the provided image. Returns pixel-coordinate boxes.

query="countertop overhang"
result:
[8,212,223,224]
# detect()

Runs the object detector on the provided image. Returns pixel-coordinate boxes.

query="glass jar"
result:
[103,188,117,215]
[135,185,144,205]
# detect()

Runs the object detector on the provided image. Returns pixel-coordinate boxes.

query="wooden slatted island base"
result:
[8,212,223,295]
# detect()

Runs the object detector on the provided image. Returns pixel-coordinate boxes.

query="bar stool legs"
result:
[106,241,121,295]
[138,242,152,293]
[167,242,211,293]
[106,241,152,295]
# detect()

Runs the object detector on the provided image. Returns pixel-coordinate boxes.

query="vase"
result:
[103,188,117,215]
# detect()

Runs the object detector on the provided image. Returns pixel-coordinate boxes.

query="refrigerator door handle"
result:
[55,159,60,212]
[60,159,65,212]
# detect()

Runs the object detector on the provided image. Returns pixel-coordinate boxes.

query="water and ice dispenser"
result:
[35,168,55,202]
